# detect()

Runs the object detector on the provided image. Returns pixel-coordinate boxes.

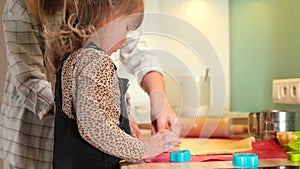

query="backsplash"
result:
[230,0,300,130]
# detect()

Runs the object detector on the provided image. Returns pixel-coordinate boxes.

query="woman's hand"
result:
[149,89,179,134]
[140,71,180,135]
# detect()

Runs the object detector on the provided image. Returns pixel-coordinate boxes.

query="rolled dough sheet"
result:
[179,137,255,155]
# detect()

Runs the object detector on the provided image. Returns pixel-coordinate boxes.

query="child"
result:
[44,0,180,169]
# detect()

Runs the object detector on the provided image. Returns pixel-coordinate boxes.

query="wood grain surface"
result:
[121,159,299,169]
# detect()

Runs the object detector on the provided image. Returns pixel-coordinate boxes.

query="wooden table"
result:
[121,159,299,168]
[121,125,299,168]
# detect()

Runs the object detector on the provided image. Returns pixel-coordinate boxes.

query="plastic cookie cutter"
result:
[287,131,300,162]
[232,153,259,167]
[165,142,172,146]
[170,150,191,162]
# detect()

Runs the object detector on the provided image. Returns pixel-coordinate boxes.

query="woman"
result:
[0,0,62,168]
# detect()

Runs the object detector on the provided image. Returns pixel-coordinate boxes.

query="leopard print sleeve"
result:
[65,47,145,162]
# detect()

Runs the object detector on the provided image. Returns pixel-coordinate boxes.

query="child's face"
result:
[96,13,143,56]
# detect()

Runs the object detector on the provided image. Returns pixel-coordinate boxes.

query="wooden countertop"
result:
[121,159,299,168]
[120,134,300,168]
[123,118,299,168]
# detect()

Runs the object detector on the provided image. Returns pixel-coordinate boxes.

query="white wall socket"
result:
[273,78,300,104]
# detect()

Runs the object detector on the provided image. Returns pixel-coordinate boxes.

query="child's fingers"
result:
[163,130,181,143]
[158,130,181,152]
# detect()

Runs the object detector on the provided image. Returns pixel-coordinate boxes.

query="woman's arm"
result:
[141,71,177,133]
[120,30,178,134]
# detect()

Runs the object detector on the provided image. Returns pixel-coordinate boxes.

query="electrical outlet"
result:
[273,78,300,104]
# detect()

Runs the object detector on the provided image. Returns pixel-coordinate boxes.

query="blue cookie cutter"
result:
[170,150,191,162]
[232,153,259,167]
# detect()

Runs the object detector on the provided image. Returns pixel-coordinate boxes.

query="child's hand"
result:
[276,131,297,146]
[129,115,142,139]
[142,129,181,160]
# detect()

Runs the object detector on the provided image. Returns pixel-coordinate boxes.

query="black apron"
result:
[53,44,131,169]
